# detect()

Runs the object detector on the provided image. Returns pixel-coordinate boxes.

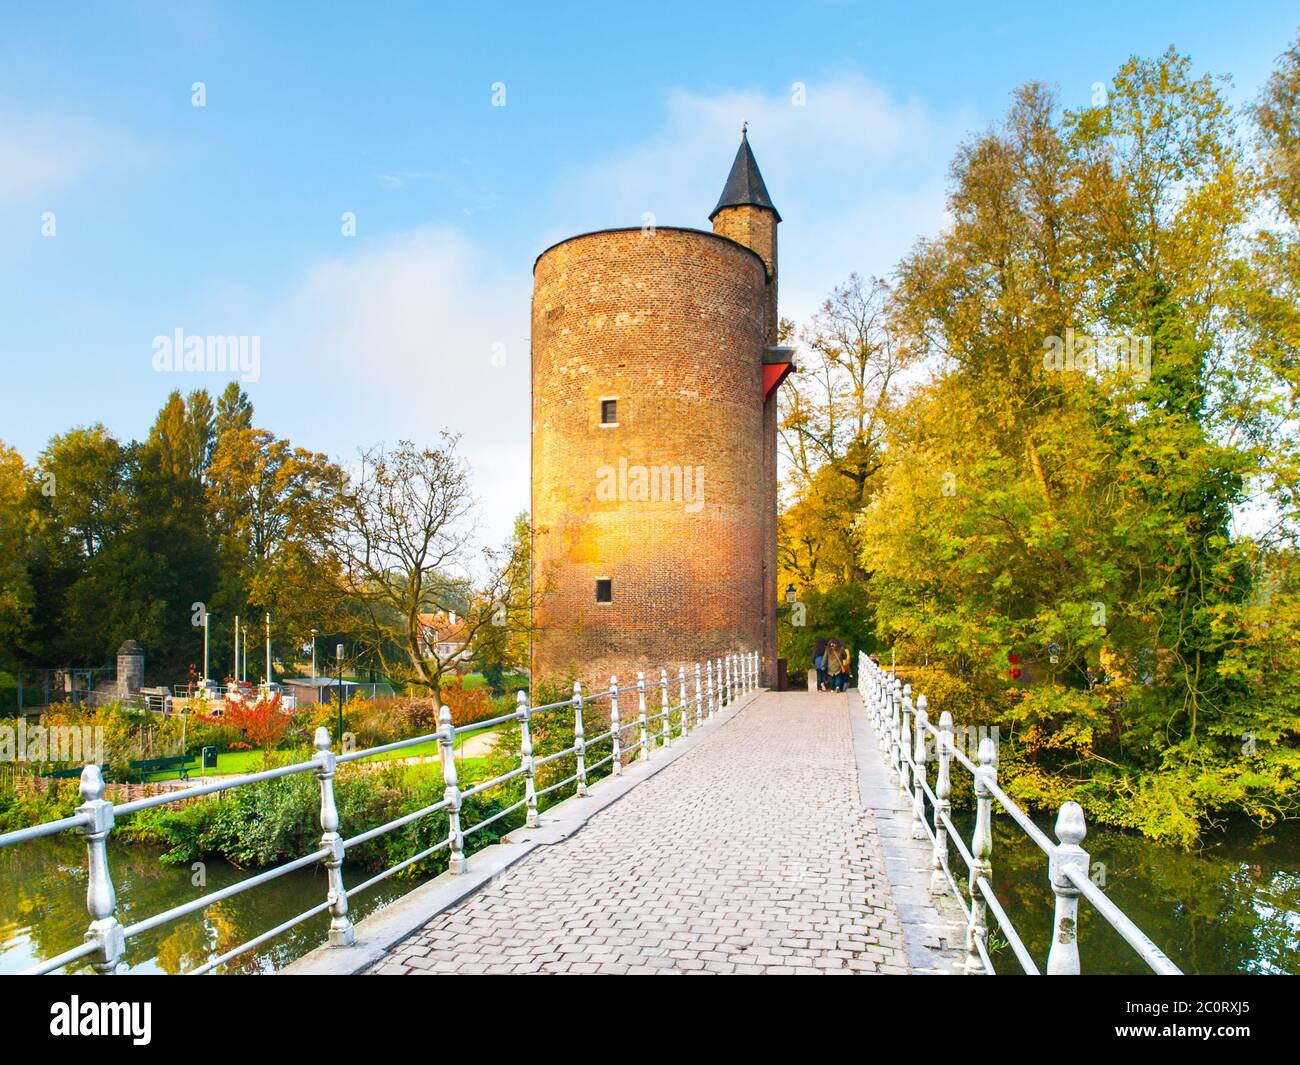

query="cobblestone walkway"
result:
[370,691,911,974]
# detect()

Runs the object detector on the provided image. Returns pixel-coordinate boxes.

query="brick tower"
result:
[530,130,792,689]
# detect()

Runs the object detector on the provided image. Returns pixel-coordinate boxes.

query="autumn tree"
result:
[330,436,517,706]
[778,275,909,590]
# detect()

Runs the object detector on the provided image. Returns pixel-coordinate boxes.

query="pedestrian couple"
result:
[814,637,850,693]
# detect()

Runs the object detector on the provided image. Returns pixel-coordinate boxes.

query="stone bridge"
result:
[288,688,966,976]
[5,651,1179,976]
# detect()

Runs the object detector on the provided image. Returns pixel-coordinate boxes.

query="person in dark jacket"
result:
[824,639,846,693]
[813,638,828,691]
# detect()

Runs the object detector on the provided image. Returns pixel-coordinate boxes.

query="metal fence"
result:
[0,650,759,976]
[857,652,1180,975]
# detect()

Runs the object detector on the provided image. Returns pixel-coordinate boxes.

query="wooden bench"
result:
[128,755,195,782]
[46,764,107,781]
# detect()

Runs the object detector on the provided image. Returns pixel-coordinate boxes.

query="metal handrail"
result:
[857,651,1182,976]
[2,649,761,975]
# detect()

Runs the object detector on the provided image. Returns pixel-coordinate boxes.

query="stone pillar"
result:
[116,641,144,699]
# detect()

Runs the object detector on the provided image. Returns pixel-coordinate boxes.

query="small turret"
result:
[710,127,779,341]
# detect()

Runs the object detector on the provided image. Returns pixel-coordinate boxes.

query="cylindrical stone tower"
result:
[530,132,791,687]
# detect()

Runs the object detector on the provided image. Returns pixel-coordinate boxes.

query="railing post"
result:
[694,662,703,727]
[314,726,355,945]
[899,683,913,802]
[931,710,953,896]
[1047,801,1089,975]
[76,765,124,973]
[659,668,671,749]
[609,675,622,777]
[966,735,996,974]
[637,671,649,761]
[877,673,890,755]
[519,690,539,826]
[912,694,928,840]
[717,657,725,707]
[439,707,467,873]
[886,679,899,779]
[706,660,715,719]
[678,666,689,737]
[573,680,587,796]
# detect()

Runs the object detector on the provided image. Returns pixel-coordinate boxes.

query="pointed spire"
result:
[710,126,781,222]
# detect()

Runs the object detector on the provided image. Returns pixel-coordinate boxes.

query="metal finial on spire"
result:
[742,120,748,136]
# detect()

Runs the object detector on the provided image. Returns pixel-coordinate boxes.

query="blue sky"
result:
[2,1,1297,546]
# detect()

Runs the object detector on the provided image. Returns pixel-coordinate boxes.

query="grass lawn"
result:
[137,721,503,782]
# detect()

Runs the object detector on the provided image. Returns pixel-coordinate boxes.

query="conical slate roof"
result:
[710,130,781,222]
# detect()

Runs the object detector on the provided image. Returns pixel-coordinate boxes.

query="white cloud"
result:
[0,111,148,199]
[241,225,530,559]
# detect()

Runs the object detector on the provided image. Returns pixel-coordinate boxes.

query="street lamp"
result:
[785,583,797,606]
[310,628,318,684]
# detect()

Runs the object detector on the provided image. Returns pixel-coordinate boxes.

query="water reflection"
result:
[948,813,1300,975]
[0,836,424,974]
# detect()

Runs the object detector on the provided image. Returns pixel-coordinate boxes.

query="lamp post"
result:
[336,643,345,751]
[202,609,211,688]
[264,612,272,691]
[785,583,797,606]
[310,628,318,684]
[233,615,240,684]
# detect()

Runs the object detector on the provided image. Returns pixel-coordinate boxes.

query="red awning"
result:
[763,360,794,400]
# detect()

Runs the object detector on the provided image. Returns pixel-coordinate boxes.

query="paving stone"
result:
[369,692,917,975]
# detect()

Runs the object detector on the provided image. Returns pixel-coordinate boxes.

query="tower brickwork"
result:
[531,133,790,688]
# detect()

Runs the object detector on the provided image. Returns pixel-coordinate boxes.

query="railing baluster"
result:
[439,707,467,873]
[1047,802,1088,975]
[931,710,953,896]
[876,672,888,754]
[694,662,703,727]
[574,681,588,796]
[912,694,928,840]
[314,726,355,945]
[637,672,649,761]
[77,765,124,974]
[706,660,715,719]
[899,683,913,803]
[659,669,671,748]
[966,735,996,974]
[678,666,689,737]
[609,675,622,777]
[886,679,900,780]
[519,690,539,826]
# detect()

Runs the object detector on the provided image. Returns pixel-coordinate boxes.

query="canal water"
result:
[2,820,1295,974]
[0,836,425,974]
[954,814,1299,974]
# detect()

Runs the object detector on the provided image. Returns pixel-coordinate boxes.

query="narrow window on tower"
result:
[595,578,613,603]
[599,398,618,427]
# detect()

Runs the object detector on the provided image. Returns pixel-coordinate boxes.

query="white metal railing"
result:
[0,650,760,975]
[857,651,1181,976]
